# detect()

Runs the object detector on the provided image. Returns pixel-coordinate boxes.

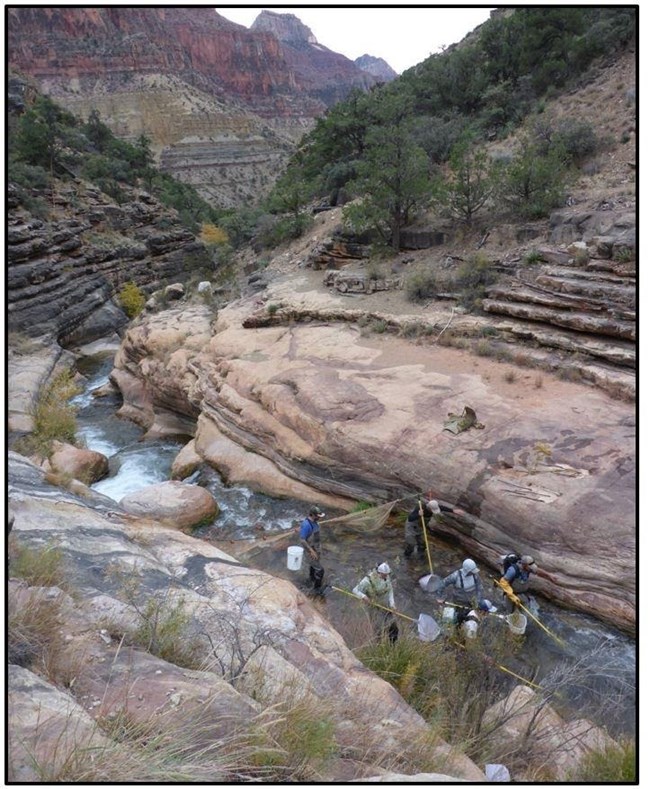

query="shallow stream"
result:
[72,353,637,739]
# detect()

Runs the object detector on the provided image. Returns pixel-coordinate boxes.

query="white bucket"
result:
[506,611,527,635]
[287,545,304,571]
[442,606,456,624]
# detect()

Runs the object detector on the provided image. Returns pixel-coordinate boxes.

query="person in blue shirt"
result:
[299,505,326,597]
[497,554,539,612]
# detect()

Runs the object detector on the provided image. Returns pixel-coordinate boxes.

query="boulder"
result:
[165,283,185,300]
[48,440,109,485]
[120,480,218,529]
[8,665,120,782]
[482,685,622,781]
[171,439,203,480]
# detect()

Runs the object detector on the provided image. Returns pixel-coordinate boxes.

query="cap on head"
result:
[376,562,391,575]
[309,506,325,518]
[479,599,498,613]
[427,499,441,514]
[462,558,477,574]
[521,555,535,566]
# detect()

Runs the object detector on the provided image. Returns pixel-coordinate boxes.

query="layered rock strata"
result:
[110,294,635,634]
[7,7,378,205]
[7,181,210,343]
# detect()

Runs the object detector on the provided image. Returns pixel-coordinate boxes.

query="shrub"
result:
[8,159,51,191]
[8,587,65,674]
[524,250,545,265]
[405,269,439,303]
[476,339,494,357]
[200,223,229,246]
[500,139,570,219]
[132,596,203,669]
[250,698,337,779]
[118,281,145,318]
[614,246,633,263]
[13,370,81,457]
[573,739,636,782]
[552,119,599,164]
[455,254,498,310]
[357,631,515,747]
[255,213,313,249]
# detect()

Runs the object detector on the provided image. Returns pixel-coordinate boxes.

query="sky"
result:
[216,6,495,74]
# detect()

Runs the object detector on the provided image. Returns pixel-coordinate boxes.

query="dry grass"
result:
[8,538,69,589]
[15,701,273,783]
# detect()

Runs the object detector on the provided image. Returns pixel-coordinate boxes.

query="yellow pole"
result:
[419,500,434,576]
[492,577,566,648]
[453,639,544,691]
[331,585,415,622]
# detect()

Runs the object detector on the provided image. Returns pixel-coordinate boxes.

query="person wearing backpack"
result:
[403,498,464,559]
[435,558,484,607]
[456,598,499,640]
[497,554,539,612]
[353,562,399,643]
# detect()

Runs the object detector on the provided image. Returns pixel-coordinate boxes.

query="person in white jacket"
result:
[353,562,399,643]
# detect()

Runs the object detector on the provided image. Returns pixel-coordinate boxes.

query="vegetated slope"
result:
[237,39,637,398]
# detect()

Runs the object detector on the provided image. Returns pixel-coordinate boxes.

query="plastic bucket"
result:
[442,606,456,624]
[287,545,304,571]
[506,611,527,635]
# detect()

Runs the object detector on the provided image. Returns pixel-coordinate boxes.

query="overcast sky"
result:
[216,6,495,74]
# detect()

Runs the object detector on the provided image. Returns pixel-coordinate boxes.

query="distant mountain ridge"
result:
[7,6,382,207]
[355,54,398,81]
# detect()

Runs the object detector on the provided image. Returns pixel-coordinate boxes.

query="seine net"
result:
[320,500,399,534]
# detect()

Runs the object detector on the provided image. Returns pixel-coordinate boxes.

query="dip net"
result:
[320,500,399,534]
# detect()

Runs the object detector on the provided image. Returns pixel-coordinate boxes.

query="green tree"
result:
[84,108,113,153]
[13,96,77,170]
[443,136,499,225]
[500,138,570,219]
[296,88,373,184]
[265,168,313,217]
[344,94,435,250]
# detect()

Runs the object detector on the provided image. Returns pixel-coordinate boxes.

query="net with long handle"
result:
[319,499,399,534]
[227,499,400,559]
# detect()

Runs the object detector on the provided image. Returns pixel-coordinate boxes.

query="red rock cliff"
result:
[7,7,376,114]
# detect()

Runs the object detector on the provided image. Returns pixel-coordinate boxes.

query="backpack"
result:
[454,606,474,626]
[502,553,521,574]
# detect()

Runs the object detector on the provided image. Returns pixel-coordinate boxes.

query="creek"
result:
[72,353,637,739]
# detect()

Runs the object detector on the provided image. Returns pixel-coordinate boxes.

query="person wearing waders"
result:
[436,558,483,607]
[299,505,326,598]
[403,498,463,559]
[353,562,399,644]
[497,554,542,612]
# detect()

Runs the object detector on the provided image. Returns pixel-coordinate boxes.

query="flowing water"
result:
[73,354,637,739]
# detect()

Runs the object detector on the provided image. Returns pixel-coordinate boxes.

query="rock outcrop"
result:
[355,54,398,81]
[7,451,484,782]
[7,179,210,343]
[109,286,635,633]
[7,7,379,206]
